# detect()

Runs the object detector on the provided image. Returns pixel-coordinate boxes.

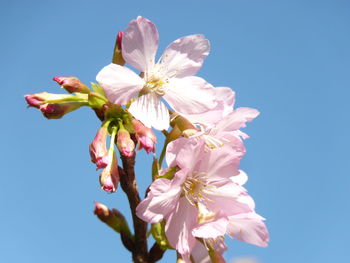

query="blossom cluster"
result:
[25,16,268,263]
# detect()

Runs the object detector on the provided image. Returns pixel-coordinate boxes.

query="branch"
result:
[148,243,166,263]
[118,152,148,263]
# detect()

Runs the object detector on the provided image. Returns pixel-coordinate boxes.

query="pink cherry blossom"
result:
[136,138,251,259]
[96,16,217,130]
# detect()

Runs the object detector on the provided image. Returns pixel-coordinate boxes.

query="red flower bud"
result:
[89,126,109,169]
[132,119,156,154]
[117,128,135,157]
[53,76,90,94]
[99,150,119,193]
[39,102,84,119]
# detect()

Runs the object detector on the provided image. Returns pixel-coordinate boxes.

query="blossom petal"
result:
[192,217,228,239]
[136,178,182,223]
[205,182,251,217]
[96,63,144,105]
[199,145,241,182]
[227,213,269,247]
[231,170,248,186]
[164,76,216,114]
[214,107,260,132]
[182,87,235,126]
[129,93,170,130]
[165,197,197,259]
[122,16,158,71]
[166,138,205,169]
[161,34,210,78]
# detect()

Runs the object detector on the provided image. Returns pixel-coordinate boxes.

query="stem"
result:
[148,243,166,263]
[158,141,167,167]
[119,141,148,263]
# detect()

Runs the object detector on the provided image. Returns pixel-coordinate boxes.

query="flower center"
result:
[142,66,168,96]
[182,171,211,206]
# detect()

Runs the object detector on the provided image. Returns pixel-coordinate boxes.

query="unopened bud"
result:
[53,76,90,94]
[25,92,73,108]
[39,102,84,119]
[132,119,156,154]
[25,92,88,119]
[117,31,123,50]
[99,149,119,193]
[117,128,135,157]
[172,114,196,132]
[112,31,125,65]
[90,125,109,169]
[94,202,110,218]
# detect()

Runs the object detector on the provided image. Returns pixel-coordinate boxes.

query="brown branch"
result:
[119,153,148,263]
[148,243,166,263]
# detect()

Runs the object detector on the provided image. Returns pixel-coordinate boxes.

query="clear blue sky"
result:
[1,0,349,262]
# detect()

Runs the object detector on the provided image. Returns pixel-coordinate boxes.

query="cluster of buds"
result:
[89,115,157,193]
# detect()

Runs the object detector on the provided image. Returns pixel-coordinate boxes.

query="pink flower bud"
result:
[53,76,90,94]
[99,150,119,193]
[117,128,135,157]
[89,126,109,169]
[117,31,123,50]
[94,202,110,218]
[25,93,46,108]
[39,102,84,119]
[132,119,157,154]
[112,31,125,65]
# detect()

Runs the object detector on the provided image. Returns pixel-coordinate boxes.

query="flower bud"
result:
[117,31,123,50]
[99,149,119,193]
[112,31,125,65]
[39,102,84,119]
[25,92,73,108]
[117,128,135,157]
[89,126,109,169]
[132,119,156,154]
[53,76,90,94]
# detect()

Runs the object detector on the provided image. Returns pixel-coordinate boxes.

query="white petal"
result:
[122,16,158,72]
[129,93,170,130]
[161,35,210,78]
[164,76,216,114]
[96,63,144,105]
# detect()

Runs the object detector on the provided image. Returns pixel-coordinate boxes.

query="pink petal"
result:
[227,213,269,247]
[165,197,198,258]
[205,182,252,217]
[214,87,235,110]
[96,63,143,105]
[136,178,182,223]
[166,138,205,170]
[192,217,228,239]
[128,93,170,130]
[122,16,158,72]
[161,34,210,78]
[199,145,241,182]
[182,87,235,126]
[164,76,216,115]
[215,107,260,132]
[231,170,248,186]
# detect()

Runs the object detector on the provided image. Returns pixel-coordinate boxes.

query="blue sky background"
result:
[1,0,349,262]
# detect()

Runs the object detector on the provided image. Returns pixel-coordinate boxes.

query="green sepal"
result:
[88,92,107,109]
[157,166,179,180]
[90,82,107,97]
[151,221,172,250]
